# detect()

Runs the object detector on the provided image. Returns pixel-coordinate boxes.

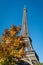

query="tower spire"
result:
[22,7,29,37]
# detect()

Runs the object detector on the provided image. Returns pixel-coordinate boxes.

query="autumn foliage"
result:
[0,26,25,65]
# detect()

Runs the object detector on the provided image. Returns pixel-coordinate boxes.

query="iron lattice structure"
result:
[21,7,39,65]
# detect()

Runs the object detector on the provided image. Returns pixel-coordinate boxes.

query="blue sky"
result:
[0,0,43,62]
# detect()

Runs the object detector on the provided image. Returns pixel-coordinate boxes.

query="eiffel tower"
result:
[21,7,39,65]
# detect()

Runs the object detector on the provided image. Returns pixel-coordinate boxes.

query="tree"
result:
[35,63,43,65]
[0,25,25,65]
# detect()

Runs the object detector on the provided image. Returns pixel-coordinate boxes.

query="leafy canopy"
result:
[0,25,25,65]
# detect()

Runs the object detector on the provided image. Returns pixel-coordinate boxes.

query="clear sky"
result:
[0,0,43,62]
